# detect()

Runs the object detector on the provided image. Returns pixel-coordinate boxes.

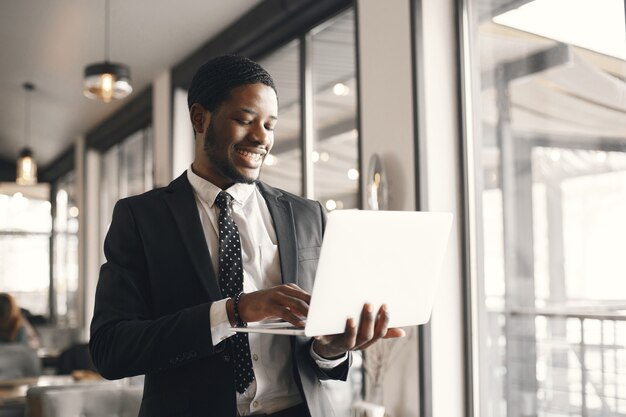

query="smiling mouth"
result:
[235,147,266,165]
[236,150,262,161]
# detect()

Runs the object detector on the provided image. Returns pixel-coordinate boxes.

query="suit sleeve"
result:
[89,199,220,380]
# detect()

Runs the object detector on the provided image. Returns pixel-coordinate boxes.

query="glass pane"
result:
[54,171,80,325]
[0,234,50,316]
[100,126,153,263]
[0,190,52,233]
[122,130,145,198]
[258,40,302,196]
[311,9,359,211]
[101,144,120,232]
[0,185,51,317]
[465,1,626,416]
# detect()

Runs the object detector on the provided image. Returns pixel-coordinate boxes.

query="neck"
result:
[191,161,234,190]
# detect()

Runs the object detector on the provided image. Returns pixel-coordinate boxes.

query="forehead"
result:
[221,83,278,115]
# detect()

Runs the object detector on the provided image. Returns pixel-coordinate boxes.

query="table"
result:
[0,375,73,408]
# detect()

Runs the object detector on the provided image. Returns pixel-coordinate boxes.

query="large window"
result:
[462,1,626,416]
[311,10,359,210]
[0,176,79,325]
[258,9,359,214]
[0,183,51,317]
[258,40,302,195]
[100,127,153,261]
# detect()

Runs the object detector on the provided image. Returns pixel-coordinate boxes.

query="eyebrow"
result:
[240,107,278,121]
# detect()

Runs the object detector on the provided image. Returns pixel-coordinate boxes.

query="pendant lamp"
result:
[83,0,132,103]
[16,82,37,185]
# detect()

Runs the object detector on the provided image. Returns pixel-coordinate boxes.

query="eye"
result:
[235,119,252,125]
[265,124,275,132]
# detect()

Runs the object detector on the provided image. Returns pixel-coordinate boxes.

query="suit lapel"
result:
[258,182,298,286]
[163,173,222,300]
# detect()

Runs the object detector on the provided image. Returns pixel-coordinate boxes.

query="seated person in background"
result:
[0,293,40,349]
[20,307,48,326]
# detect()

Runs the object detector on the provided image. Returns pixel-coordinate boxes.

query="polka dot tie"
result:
[215,191,255,394]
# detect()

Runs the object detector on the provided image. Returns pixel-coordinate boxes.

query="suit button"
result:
[223,353,231,363]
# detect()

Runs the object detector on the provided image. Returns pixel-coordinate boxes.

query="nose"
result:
[249,122,272,148]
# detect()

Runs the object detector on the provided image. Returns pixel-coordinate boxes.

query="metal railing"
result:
[488,307,626,417]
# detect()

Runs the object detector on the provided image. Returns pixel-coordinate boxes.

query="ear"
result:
[190,103,210,134]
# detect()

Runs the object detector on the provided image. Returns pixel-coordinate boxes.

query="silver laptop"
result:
[231,210,453,337]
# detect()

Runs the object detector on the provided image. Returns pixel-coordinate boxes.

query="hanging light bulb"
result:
[83,62,132,103]
[16,82,37,185]
[16,148,37,185]
[83,0,132,102]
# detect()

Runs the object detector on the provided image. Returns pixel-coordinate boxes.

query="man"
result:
[90,55,404,417]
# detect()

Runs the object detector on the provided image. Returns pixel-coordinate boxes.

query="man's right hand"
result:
[226,283,311,327]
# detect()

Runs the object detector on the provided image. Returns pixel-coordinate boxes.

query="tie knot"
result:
[215,191,233,211]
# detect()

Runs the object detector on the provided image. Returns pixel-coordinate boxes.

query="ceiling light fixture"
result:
[16,82,37,186]
[83,0,132,103]
[333,83,350,96]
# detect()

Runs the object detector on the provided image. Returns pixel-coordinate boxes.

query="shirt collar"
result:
[186,166,256,208]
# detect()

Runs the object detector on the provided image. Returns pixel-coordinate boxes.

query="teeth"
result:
[236,149,262,161]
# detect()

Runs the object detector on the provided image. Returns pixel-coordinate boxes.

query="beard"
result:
[202,122,258,185]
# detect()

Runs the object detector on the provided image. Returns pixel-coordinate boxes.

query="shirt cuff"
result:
[309,342,348,370]
[209,298,235,346]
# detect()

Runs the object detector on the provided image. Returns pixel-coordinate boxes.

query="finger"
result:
[285,283,302,290]
[272,293,310,318]
[342,317,358,349]
[279,284,312,304]
[359,304,390,350]
[383,328,406,339]
[312,317,357,358]
[375,304,390,338]
[272,306,307,327]
[324,317,358,348]
[355,303,375,347]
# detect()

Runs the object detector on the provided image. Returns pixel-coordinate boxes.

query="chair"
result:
[25,381,142,417]
[0,344,41,379]
[55,343,96,375]
[35,327,81,354]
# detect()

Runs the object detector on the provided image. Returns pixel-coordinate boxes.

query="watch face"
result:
[367,154,388,210]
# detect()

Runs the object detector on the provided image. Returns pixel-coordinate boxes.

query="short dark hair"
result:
[187,55,276,111]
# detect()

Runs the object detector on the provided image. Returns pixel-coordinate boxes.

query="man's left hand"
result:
[312,304,406,359]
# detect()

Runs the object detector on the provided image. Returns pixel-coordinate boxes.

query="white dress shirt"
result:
[186,168,344,416]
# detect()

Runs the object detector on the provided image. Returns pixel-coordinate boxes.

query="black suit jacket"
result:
[89,173,350,417]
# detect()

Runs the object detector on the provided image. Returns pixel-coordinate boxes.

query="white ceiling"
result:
[0,0,261,168]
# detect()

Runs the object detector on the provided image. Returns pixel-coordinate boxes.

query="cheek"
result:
[209,124,236,148]
[223,124,246,142]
